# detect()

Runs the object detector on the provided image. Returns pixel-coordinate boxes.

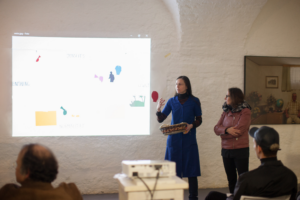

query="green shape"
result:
[60,106,67,115]
[130,96,145,107]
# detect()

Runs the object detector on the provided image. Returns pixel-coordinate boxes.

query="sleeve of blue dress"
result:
[162,98,172,117]
[194,98,202,116]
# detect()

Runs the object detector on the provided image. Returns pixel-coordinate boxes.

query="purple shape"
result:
[95,74,98,78]
[99,76,103,82]
[109,72,115,82]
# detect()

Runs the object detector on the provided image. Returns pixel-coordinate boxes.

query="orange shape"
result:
[76,115,79,117]
[35,111,57,126]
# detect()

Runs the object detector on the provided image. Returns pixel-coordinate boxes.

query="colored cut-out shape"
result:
[60,106,67,115]
[76,115,79,117]
[115,65,122,75]
[72,115,80,117]
[99,76,103,82]
[152,91,159,102]
[72,115,75,117]
[35,111,57,126]
[36,55,41,62]
[109,72,115,82]
[108,105,125,119]
[95,75,98,78]
[164,53,171,58]
[130,96,145,107]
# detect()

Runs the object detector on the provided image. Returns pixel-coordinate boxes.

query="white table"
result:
[114,174,188,200]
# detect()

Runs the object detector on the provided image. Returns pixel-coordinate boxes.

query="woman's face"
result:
[225,90,232,105]
[176,79,188,94]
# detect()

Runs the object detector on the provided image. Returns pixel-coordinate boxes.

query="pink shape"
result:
[99,76,103,82]
[152,91,159,102]
[36,55,41,62]
[95,74,98,78]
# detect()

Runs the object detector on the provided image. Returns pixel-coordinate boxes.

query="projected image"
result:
[12,36,150,136]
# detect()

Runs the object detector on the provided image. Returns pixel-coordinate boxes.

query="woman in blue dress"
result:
[156,76,202,200]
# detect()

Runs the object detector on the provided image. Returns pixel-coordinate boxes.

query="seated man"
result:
[285,93,300,124]
[205,126,297,200]
[0,143,82,200]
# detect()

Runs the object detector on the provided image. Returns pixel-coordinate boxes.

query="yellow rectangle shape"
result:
[35,111,57,126]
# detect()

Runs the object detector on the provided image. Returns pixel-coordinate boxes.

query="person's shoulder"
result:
[57,182,82,200]
[0,183,20,199]
[191,96,201,105]
[241,108,251,114]
[191,96,199,100]
[238,167,261,181]
[166,97,176,103]
[193,96,200,102]
[0,183,19,191]
[58,182,80,191]
[281,164,298,180]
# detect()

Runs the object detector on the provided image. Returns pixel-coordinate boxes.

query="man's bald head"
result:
[19,144,58,183]
[23,144,52,158]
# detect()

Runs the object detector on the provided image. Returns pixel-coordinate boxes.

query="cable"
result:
[152,170,160,200]
[137,175,152,198]
[137,170,160,200]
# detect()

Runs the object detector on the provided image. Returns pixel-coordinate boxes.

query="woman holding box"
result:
[156,76,202,200]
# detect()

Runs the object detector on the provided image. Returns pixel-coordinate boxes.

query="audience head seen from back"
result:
[249,126,280,159]
[16,143,58,184]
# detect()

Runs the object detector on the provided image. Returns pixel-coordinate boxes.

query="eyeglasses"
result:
[225,95,230,98]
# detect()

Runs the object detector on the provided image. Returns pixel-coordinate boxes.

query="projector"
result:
[122,160,176,178]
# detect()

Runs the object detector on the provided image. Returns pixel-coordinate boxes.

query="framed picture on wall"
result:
[266,76,278,88]
[244,56,300,125]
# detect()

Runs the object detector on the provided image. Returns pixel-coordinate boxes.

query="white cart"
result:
[115,174,188,200]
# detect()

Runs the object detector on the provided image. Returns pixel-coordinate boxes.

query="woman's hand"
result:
[226,127,241,137]
[184,124,193,134]
[157,98,165,112]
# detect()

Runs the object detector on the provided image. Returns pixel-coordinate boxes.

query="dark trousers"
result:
[188,177,198,200]
[222,157,249,193]
[205,191,227,200]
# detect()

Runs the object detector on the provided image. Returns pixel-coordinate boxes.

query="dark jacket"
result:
[0,180,83,200]
[228,157,297,200]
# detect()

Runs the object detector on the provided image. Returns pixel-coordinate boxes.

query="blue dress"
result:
[162,96,202,178]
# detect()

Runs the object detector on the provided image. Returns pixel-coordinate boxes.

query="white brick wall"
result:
[0,0,299,194]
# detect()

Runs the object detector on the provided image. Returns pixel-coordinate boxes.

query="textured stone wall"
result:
[0,0,300,194]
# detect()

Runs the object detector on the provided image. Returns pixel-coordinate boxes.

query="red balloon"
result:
[152,91,159,102]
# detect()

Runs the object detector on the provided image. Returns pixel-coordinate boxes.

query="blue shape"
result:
[115,65,122,75]
[109,72,115,82]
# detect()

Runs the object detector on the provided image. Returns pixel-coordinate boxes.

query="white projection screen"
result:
[12,36,150,136]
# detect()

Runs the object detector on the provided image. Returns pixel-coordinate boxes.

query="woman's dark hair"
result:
[174,76,194,97]
[228,87,244,107]
[21,144,58,183]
